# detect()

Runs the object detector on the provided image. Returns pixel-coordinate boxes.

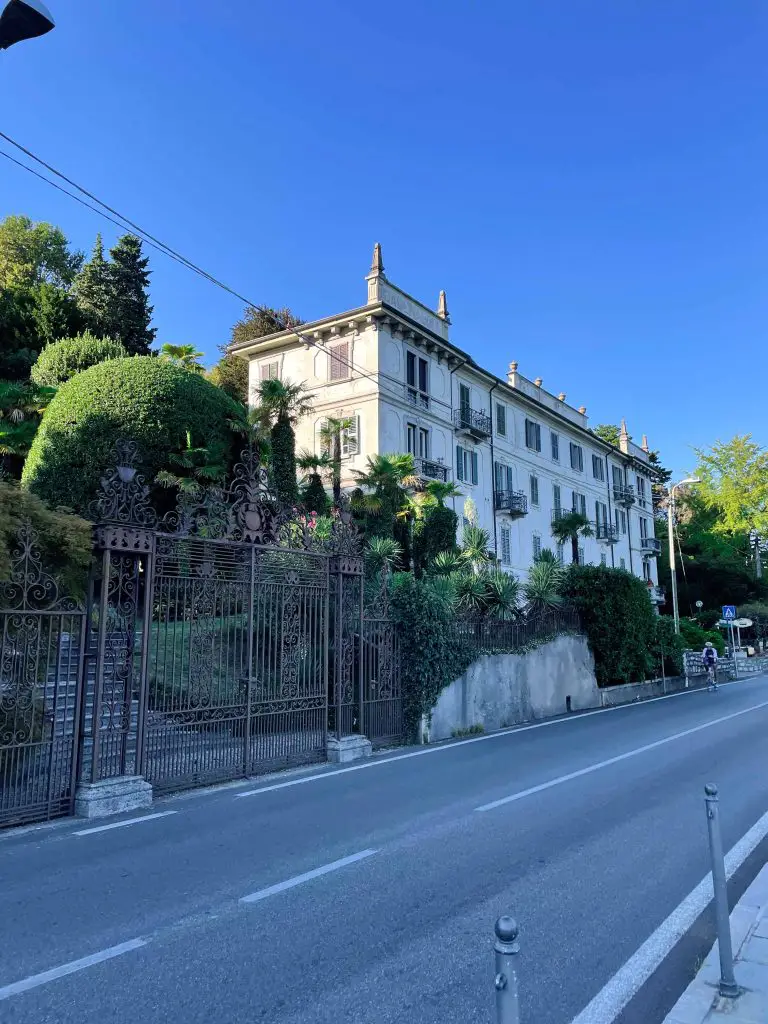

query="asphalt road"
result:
[2,676,768,1024]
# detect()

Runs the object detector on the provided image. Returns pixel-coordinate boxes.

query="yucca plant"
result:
[523,559,565,617]
[430,550,464,576]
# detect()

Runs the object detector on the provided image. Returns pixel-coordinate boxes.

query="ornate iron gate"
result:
[361,577,402,747]
[0,522,86,828]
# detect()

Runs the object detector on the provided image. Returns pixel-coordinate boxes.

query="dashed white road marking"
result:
[0,939,146,1001]
[73,811,177,836]
[240,849,377,904]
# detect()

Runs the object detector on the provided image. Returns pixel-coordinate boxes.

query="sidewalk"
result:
[664,863,768,1023]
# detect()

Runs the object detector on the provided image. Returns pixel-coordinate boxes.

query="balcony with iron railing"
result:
[596,522,619,544]
[453,406,492,439]
[613,484,636,507]
[494,490,528,517]
[641,536,662,557]
[648,584,666,604]
[414,457,448,483]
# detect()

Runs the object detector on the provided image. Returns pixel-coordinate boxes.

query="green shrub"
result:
[0,480,91,597]
[413,503,457,573]
[30,331,127,387]
[562,564,657,685]
[678,617,725,655]
[23,356,241,513]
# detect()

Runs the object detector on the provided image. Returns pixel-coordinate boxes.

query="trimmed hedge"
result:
[30,332,127,386]
[562,564,658,685]
[23,357,241,513]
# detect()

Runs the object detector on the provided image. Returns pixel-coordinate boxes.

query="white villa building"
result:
[232,245,663,600]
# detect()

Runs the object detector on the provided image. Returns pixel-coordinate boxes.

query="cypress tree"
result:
[106,234,156,354]
[73,234,112,337]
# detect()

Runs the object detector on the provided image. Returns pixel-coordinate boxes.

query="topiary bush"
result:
[413,503,457,574]
[30,331,127,387]
[22,356,241,513]
[562,564,658,685]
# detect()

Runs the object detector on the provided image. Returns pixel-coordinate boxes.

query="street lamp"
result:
[0,0,54,51]
[668,476,700,634]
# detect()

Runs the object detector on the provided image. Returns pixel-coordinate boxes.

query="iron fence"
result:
[0,522,86,828]
[448,606,580,659]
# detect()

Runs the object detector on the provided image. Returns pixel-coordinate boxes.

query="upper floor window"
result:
[572,491,587,517]
[259,360,279,381]
[570,442,584,472]
[612,465,623,489]
[595,500,608,527]
[639,516,649,539]
[329,341,350,382]
[592,454,605,481]
[494,461,514,493]
[637,475,648,507]
[530,474,540,506]
[495,402,507,437]
[456,444,478,485]
[500,526,511,565]
[525,418,542,452]
[551,431,560,461]
[533,534,542,561]
[406,423,430,460]
[600,553,607,567]
[620,557,626,570]
[406,351,429,409]
[553,483,561,511]
[319,416,359,458]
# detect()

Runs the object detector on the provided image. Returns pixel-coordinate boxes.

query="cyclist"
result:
[702,641,718,691]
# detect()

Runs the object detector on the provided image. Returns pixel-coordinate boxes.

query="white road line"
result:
[569,807,768,1024]
[235,681,767,801]
[73,811,177,836]
[240,849,377,904]
[476,699,768,812]
[0,939,146,1001]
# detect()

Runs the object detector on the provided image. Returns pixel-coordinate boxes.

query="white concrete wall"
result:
[428,635,601,741]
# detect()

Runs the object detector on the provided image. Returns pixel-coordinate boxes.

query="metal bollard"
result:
[704,784,739,998]
[494,916,520,1023]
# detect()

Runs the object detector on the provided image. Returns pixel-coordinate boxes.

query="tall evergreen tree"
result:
[74,234,112,337]
[106,234,156,354]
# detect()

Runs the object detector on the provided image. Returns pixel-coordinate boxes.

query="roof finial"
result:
[641,434,650,452]
[437,289,450,323]
[620,417,629,439]
[370,242,384,276]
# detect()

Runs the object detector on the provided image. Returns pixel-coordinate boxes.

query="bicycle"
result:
[706,664,718,692]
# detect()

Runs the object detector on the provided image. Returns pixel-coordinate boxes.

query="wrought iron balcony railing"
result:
[596,522,619,544]
[641,536,662,556]
[453,406,492,439]
[414,457,448,482]
[613,484,636,507]
[494,490,528,517]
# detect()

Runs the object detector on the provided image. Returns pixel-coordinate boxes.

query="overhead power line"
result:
[0,129,456,417]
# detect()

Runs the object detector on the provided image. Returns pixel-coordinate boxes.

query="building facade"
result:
[232,246,663,599]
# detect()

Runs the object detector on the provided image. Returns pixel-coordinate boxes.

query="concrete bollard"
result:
[704,784,739,999]
[494,916,520,1023]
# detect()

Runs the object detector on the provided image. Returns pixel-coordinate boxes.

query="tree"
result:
[23,357,240,512]
[255,378,314,506]
[523,559,565,616]
[412,481,461,573]
[160,343,206,373]
[695,435,768,540]
[352,453,420,539]
[0,379,55,477]
[31,332,127,386]
[0,215,82,290]
[320,416,354,506]
[297,451,330,515]
[212,305,304,404]
[105,234,156,355]
[73,234,112,337]
[551,511,593,565]
[0,284,83,379]
[593,423,620,447]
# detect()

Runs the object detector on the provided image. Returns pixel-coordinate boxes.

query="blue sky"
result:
[2,1,765,478]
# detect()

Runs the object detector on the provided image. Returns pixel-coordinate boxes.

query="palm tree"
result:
[0,381,56,478]
[422,479,463,506]
[155,431,228,496]
[523,559,565,617]
[297,450,330,515]
[227,404,271,465]
[160,343,206,373]
[551,510,594,565]
[319,416,354,505]
[460,523,494,574]
[256,378,314,506]
[352,453,419,537]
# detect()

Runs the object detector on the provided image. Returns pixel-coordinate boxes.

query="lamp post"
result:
[668,477,700,634]
[0,1,54,51]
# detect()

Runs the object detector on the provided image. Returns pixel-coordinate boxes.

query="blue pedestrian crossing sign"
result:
[722,605,737,621]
